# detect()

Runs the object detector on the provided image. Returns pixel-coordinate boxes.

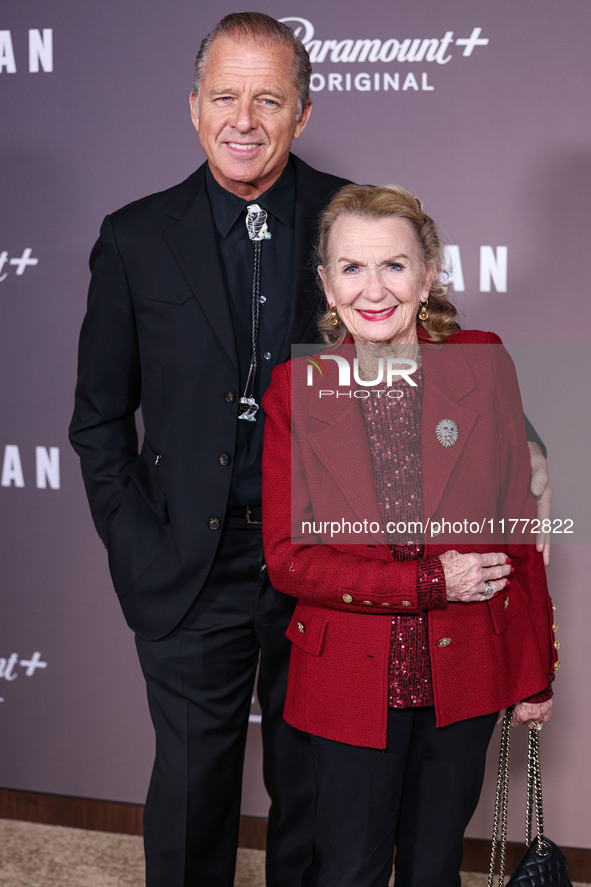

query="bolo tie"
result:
[238,203,271,422]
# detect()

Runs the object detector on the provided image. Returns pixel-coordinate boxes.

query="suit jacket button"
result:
[208,518,221,530]
[342,594,353,604]
[437,637,452,648]
[224,391,236,403]
[218,453,231,466]
[297,621,305,634]
[381,602,392,608]
[401,600,412,608]
[362,600,373,606]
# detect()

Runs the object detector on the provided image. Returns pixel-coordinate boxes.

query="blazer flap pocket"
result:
[286,609,328,656]
[487,580,529,634]
[132,289,194,306]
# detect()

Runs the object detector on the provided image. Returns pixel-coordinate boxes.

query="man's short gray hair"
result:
[192,12,311,117]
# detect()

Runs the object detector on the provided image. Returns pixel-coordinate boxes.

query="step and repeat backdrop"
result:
[1,0,590,848]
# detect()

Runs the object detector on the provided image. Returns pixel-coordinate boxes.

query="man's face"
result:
[191,35,313,200]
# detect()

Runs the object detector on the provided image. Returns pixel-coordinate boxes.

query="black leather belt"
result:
[228,504,262,525]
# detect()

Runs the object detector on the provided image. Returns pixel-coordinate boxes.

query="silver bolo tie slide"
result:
[238,204,271,422]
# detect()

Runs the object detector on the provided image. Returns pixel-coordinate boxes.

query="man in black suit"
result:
[70,11,552,887]
[70,12,348,887]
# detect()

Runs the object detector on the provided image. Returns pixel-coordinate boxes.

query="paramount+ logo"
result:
[306,353,418,399]
[280,16,490,94]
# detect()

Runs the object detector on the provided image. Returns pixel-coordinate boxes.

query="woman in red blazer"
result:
[262,185,558,887]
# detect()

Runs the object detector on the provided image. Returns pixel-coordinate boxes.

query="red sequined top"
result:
[360,368,447,708]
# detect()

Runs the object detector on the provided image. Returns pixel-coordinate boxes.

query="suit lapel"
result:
[284,157,342,360]
[304,371,383,541]
[421,343,479,518]
[162,166,237,368]
[160,157,345,368]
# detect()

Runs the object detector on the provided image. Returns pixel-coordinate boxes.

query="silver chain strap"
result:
[487,709,547,887]
[527,726,550,856]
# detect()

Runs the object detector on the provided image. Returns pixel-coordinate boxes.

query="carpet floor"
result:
[0,819,587,887]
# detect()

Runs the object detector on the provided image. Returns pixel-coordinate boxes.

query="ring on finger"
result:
[483,581,494,597]
[531,720,543,731]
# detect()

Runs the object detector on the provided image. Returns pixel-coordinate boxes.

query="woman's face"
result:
[319,214,434,345]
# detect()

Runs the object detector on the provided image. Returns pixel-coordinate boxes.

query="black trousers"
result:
[311,707,497,887]
[135,515,316,887]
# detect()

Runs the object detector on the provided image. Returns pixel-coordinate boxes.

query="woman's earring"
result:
[329,304,339,326]
[418,299,429,321]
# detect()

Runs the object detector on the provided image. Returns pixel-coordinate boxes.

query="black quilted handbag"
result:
[487,710,572,887]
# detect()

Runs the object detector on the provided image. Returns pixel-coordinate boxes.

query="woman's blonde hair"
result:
[316,184,458,344]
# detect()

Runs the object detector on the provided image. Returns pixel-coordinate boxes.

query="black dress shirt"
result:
[206,161,296,505]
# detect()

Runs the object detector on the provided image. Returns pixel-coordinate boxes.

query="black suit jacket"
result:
[70,155,349,640]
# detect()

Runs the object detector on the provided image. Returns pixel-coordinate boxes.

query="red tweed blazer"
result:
[262,330,557,748]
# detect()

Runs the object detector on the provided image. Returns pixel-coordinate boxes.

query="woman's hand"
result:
[439,550,511,602]
[500,699,553,729]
